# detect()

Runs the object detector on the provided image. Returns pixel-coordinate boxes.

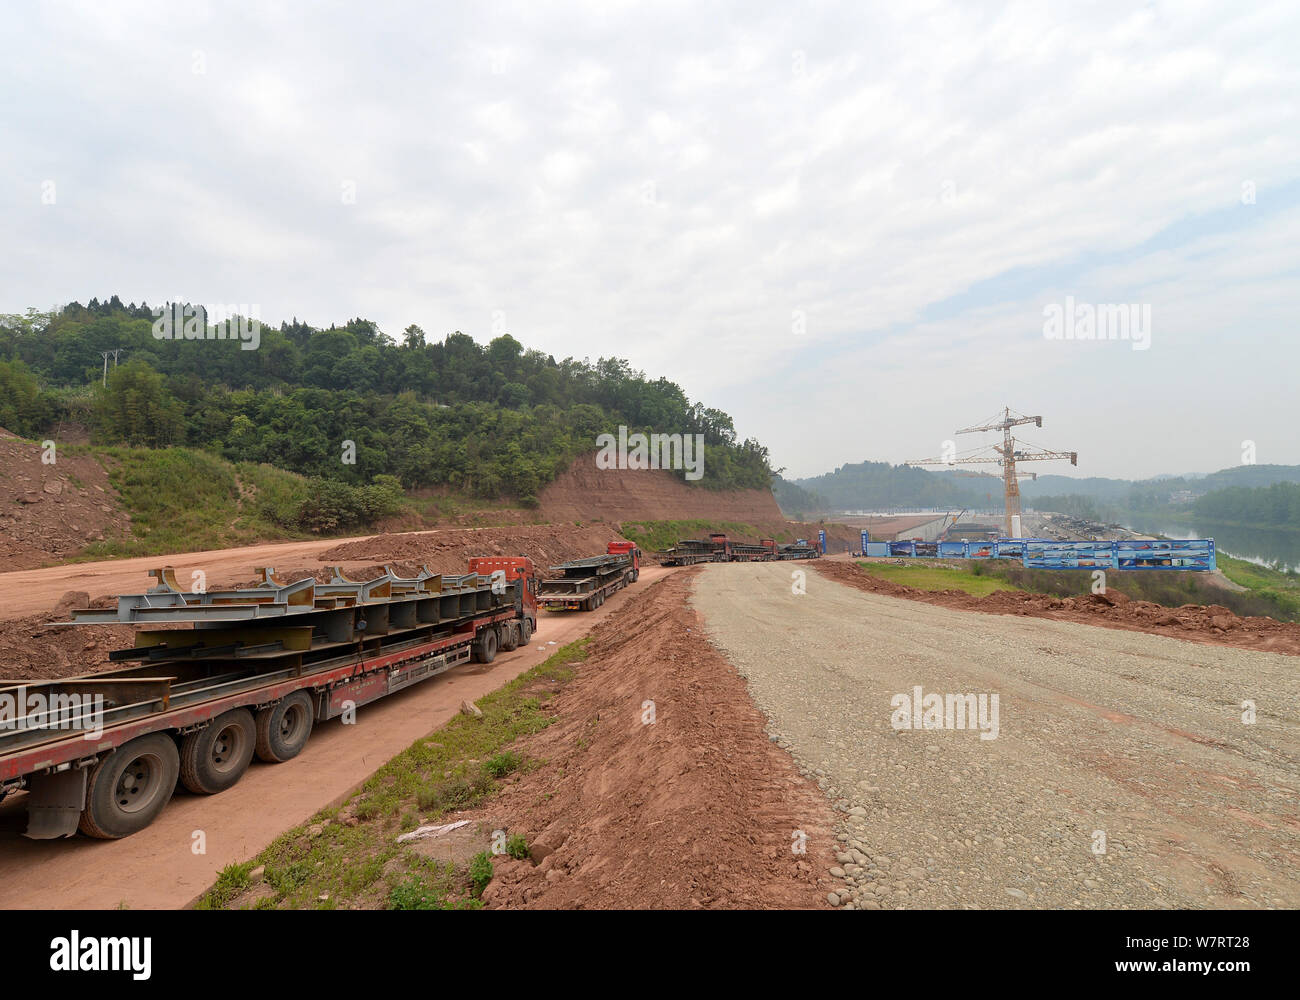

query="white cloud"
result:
[2,0,1297,480]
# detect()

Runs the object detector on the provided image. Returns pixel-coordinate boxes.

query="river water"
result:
[1121,518,1300,573]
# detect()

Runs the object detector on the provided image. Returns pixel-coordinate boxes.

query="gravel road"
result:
[690,562,1300,909]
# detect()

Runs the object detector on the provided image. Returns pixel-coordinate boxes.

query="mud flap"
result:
[24,768,87,839]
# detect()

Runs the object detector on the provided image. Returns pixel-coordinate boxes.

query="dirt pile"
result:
[814,560,1300,656]
[536,453,785,524]
[0,432,130,570]
[0,592,135,681]
[474,570,835,908]
[318,523,629,573]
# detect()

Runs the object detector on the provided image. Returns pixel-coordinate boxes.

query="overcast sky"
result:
[4,1,1297,481]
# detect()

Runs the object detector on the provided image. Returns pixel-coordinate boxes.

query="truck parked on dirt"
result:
[659,534,819,564]
[538,541,641,612]
[0,558,539,840]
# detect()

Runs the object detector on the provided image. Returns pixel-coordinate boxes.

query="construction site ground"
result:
[692,562,1300,909]
[1,528,1296,910]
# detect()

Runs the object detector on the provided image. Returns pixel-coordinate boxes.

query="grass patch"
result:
[852,561,1011,597]
[76,446,312,558]
[482,750,522,778]
[193,638,591,910]
[855,555,1300,621]
[194,860,256,910]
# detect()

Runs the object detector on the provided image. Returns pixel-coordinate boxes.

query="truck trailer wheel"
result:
[473,627,498,664]
[78,733,179,839]
[499,623,519,652]
[255,692,315,763]
[179,708,256,794]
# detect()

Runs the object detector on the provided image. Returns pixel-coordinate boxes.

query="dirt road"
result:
[0,523,629,622]
[0,566,673,909]
[0,535,404,621]
[691,562,1300,909]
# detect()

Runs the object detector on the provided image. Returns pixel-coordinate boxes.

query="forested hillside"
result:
[790,457,1300,527]
[0,298,771,504]
[793,460,990,511]
[1193,482,1300,529]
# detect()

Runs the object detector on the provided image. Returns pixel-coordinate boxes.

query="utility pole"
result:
[99,348,124,386]
[907,406,1077,538]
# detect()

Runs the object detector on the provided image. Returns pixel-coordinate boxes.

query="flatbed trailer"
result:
[661,535,806,564]
[658,536,726,565]
[0,557,539,840]
[538,542,641,611]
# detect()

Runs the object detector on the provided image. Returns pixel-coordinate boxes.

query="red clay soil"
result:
[0,592,136,682]
[0,431,131,570]
[537,453,784,525]
[473,570,835,909]
[814,560,1300,656]
[317,523,629,574]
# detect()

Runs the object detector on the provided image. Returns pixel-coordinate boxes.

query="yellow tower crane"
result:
[907,406,1077,538]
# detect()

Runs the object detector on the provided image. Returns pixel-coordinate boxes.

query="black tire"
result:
[179,708,256,794]
[499,622,519,652]
[632,568,639,582]
[582,596,595,612]
[473,626,498,663]
[255,691,315,764]
[78,733,179,839]
[520,617,532,644]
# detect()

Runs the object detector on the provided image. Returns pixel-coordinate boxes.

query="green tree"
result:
[93,360,184,447]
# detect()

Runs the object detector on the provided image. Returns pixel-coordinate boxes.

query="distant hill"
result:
[792,460,990,511]
[790,460,1300,515]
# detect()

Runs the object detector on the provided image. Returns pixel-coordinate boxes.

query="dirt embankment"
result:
[0,592,136,682]
[316,522,627,571]
[814,560,1300,656]
[536,453,785,524]
[474,570,836,908]
[0,431,130,570]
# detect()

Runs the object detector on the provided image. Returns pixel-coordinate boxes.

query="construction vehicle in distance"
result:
[0,557,539,840]
[775,541,821,560]
[658,534,820,565]
[538,541,641,612]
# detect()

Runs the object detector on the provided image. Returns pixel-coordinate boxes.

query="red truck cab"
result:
[606,540,641,571]
[467,556,538,632]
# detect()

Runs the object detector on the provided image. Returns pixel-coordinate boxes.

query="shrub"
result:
[468,851,493,897]
[482,751,521,778]
[505,833,530,861]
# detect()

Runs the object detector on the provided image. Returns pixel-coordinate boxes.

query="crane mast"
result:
[907,406,1077,538]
